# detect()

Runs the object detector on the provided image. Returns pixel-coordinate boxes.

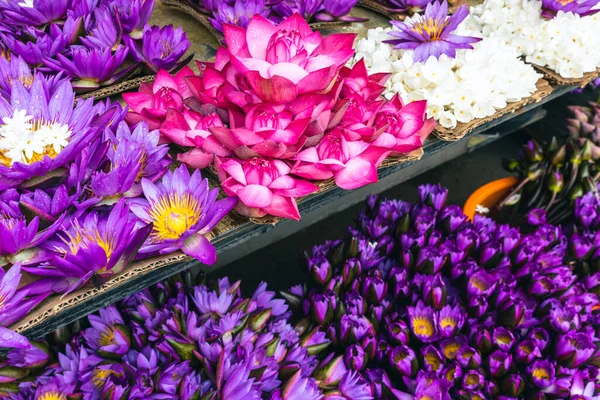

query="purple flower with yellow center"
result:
[555,332,597,367]
[466,270,496,298]
[129,165,237,264]
[43,45,135,92]
[462,369,485,391]
[83,305,131,356]
[386,320,410,346]
[0,75,114,190]
[125,24,190,73]
[421,344,444,373]
[407,300,438,342]
[385,1,482,63]
[25,200,152,295]
[549,306,580,333]
[81,363,127,395]
[493,327,515,352]
[528,359,555,389]
[457,346,481,369]
[389,345,418,377]
[528,327,550,352]
[437,304,464,338]
[442,362,462,383]
[33,381,76,400]
[0,56,36,98]
[514,339,542,365]
[439,336,463,360]
[541,0,600,18]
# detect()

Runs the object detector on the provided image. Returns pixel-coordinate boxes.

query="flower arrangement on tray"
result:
[467,0,600,82]
[4,184,600,398]
[358,0,467,19]
[0,65,236,347]
[352,0,545,134]
[123,13,436,222]
[0,0,192,95]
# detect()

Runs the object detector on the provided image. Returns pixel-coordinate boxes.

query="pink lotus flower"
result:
[340,59,391,102]
[221,13,356,104]
[123,67,195,130]
[211,104,311,159]
[292,128,391,190]
[159,108,231,169]
[372,95,435,155]
[217,157,318,220]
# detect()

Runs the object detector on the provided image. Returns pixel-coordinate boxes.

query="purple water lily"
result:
[129,165,237,264]
[125,24,190,73]
[541,0,600,18]
[0,264,50,327]
[385,1,482,63]
[24,200,152,295]
[83,305,131,356]
[210,0,270,32]
[111,0,155,38]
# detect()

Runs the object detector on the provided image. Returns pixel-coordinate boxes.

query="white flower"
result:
[17,0,34,7]
[37,123,71,154]
[476,205,490,214]
[454,106,475,123]
[439,111,458,129]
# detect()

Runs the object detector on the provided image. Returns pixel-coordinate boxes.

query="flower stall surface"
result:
[3,185,600,398]
[0,0,192,97]
[352,1,549,138]
[467,0,600,83]
[123,13,436,222]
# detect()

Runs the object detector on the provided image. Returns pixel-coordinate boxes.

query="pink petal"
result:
[246,15,278,59]
[177,149,214,169]
[211,127,242,150]
[277,13,314,37]
[223,24,251,58]
[294,147,320,163]
[238,184,273,208]
[291,162,334,180]
[312,33,356,56]
[230,128,264,146]
[399,99,427,119]
[153,70,178,91]
[251,141,287,158]
[273,159,292,175]
[232,56,272,75]
[276,178,319,197]
[263,194,301,221]
[269,175,296,190]
[221,159,247,185]
[234,202,268,218]
[122,92,152,113]
[202,136,233,157]
[267,63,309,84]
[358,145,393,167]
[334,157,379,190]
[297,67,336,93]
[246,71,298,104]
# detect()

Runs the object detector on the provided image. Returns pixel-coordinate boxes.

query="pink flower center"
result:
[318,132,347,163]
[376,112,403,135]
[266,29,308,64]
[253,110,280,131]
[153,87,183,111]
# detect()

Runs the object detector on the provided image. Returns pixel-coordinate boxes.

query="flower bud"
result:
[339,315,374,345]
[389,267,410,300]
[421,345,444,374]
[344,291,365,316]
[248,308,272,331]
[416,246,446,274]
[470,327,492,356]
[467,295,488,318]
[342,259,362,287]
[487,350,512,378]
[389,345,418,377]
[362,276,387,303]
[361,334,377,361]
[442,362,462,383]
[501,374,525,396]
[423,274,447,310]
[325,276,343,294]
[314,354,347,388]
[457,346,481,369]
[395,213,411,236]
[439,205,467,234]
[309,257,332,286]
[345,344,366,371]
[493,327,516,352]
[418,183,448,210]
[527,359,555,389]
[387,321,410,346]
[368,304,386,328]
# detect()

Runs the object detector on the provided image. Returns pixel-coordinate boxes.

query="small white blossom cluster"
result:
[0,109,71,166]
[467,0,600,78]
[353,24,542,129]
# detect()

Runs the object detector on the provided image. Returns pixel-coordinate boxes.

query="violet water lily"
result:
[385,0,482,63]
[129,165,237,264]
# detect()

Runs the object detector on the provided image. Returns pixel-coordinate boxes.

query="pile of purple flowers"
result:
[0,274,371,399]
[283,185,600,398]
[0,0,190,92]
[194,0,364,32]
[0,64,235,343]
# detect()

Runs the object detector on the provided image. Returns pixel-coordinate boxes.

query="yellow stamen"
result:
[58,220,114,259]
[424,352,441,371]
[412,316,434,337]
[98,327,116,347]
[466,374,479,385]
[440,317,456,329]
[412,17,448,41]
[38,392,67,400]
[532,368,549,380]
[443,341,460,359]
[149,193,202,241]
